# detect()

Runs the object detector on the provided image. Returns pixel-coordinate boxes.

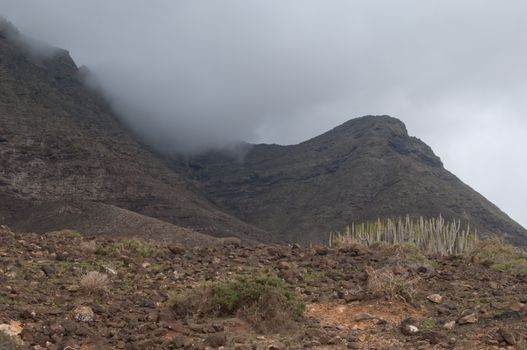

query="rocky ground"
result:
[1,226,526,349]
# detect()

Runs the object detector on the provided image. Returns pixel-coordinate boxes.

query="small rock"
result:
[509,302,526,312]
[20,308,37,319]
[41,265,55,276]
[417,266,428,274]
[205,332,227,348]
[458,313,477,325]
[488,281,498,290]
[62,320,77,334]
[443,321,456,330]
[169,334,190,348]
[427,294,443,304]
[498,328,516,346]
[313,245,328,255]
[73,306,95,322]
[268,342,286,350]
[400,318,419,335]
[278,261,290,270]
[65,285,80,292]
[168,244,185,255]
[103,265,118,275]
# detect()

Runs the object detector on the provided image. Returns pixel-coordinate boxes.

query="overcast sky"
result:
[1,1,526,227]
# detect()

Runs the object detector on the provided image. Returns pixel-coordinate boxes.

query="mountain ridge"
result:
[1,22,525,245]
[184,115,526,244]
[0,25,267,243]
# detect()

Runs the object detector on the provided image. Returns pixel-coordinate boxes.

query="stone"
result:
[427,294,443,304]
[509,302,526,312]
[169,334,190,348]
[278,261,290,270]
[458,313,477,325]
[205,332,227,348]
[443,321,456,330]
[66,285,80,292]
[498,328,516,346]
[167,244,185,255]
[400,318,419,335]
[61,320,78,334]
[41,265,55,276]
[73,306,95,322]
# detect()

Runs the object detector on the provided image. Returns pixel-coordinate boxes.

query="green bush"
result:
[170,273,304,333]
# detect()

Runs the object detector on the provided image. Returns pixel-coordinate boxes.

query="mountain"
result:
[0,20,265,243]
[184,115,527,245]
[1,20,525,245]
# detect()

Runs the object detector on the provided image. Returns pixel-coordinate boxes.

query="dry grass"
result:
[79,240,97,255]
[80,271,109,294]
[365,266,419,303]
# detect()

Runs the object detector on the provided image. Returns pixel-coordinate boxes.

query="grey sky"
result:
[1,1,526,227]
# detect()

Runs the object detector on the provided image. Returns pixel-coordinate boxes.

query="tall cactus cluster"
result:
[329,215,478,256]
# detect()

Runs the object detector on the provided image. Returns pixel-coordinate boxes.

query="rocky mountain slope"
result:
[186,115,527,245]
[0,20,265,242]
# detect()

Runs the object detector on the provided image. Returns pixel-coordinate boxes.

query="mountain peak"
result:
[340,115,408,133]
[0,17,19,39]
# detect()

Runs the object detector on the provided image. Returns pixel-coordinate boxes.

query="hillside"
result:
[186,116,527,245]
[0,20,265,242]
[1,20,525,246]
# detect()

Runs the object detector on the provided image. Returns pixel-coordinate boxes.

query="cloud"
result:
[1,0,526,226]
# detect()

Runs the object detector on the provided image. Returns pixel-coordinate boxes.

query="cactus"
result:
[329,214,478,256]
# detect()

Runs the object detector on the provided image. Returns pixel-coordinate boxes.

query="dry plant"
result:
[80,271,109,294]
[79,240,97,255]
[365,266,419,303]
[330,215,478,256]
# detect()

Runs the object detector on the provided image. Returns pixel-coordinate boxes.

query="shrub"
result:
[471,238,527,273]
[79,240,97,255]
[170,273,305,333]
[365,266,419,303]
[330,215,478,256]
[80,271,109,294]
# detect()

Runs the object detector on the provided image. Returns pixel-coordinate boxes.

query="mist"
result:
[1,1,526,227]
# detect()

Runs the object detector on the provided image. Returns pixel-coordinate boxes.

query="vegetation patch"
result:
[170,273,305,333]
[330,215,478,256]
[95,239,162,258]
[45,229,83,240]
[471,238,527,273]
